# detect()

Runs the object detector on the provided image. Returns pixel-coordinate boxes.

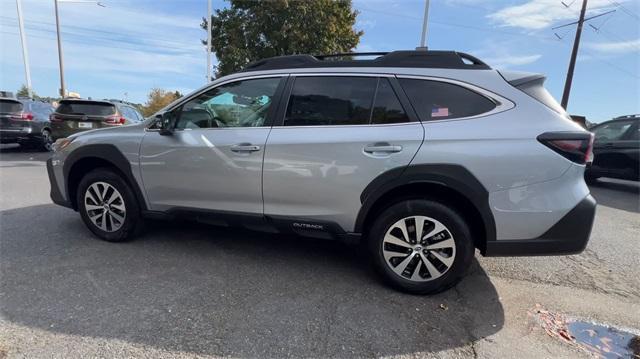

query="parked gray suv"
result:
[47,51,597,294]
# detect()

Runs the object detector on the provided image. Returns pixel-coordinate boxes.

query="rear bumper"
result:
[0,127,42,143]
[46,158,72,209]
[484,194,596,256]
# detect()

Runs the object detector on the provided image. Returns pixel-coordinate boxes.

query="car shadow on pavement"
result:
[0,144,50,162]
[589,179,640,213]
[1,204,504,357]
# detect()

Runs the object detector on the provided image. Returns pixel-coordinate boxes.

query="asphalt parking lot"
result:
[1,144,639,358]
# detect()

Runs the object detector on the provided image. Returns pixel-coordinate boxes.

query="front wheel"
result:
[368,199,475,294]
[77,168,142,242]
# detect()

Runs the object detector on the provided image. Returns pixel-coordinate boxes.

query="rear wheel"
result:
[40,129,53,151]
[77,168,142,242]
[368,199,474,294]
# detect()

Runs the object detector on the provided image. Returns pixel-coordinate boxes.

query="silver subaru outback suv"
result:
[47,50,596,294]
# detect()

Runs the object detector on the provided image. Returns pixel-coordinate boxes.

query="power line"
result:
[0,21,201,53]
[0,28,201,55]
[607,0,640,21]
[0,15,199,49]
[357,6,558,42]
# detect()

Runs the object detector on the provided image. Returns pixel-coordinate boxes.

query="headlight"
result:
[53,137,75,152]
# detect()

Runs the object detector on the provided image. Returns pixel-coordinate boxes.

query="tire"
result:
[40,129,53,152]
[368,199,475,294]
[584,172,599,185]
[77,168,142,242]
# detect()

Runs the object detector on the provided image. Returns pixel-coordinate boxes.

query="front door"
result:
[591,119,639,179]
[139,76,285,214]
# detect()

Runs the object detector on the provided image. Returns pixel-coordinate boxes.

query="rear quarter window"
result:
[56,101,116,116]
[399,78,496,121]
[0,100,23,113]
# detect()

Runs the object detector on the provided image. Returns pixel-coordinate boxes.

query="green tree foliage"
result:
[141,88,183,117]
[203,0,363,77]
[16,84,38,99]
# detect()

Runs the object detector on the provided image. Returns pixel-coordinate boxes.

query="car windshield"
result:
[56,101,116,116]
[0,99,23,113]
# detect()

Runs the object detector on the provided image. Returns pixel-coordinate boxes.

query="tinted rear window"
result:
[56,101,116,116]
[285,76,376,126]
[399,79,496,121]
[0,100,23,113]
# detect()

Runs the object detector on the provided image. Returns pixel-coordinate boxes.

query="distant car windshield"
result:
[56,101,116,116]
[0,99,24,113]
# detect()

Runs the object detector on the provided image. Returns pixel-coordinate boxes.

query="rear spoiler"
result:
[498,70,546,87]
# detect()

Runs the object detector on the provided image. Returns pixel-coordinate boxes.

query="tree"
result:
[141,88,182,117]
[16,84,38,99]
[203,0,363,77]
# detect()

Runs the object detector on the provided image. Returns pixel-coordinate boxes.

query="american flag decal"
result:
[432,107,449,118]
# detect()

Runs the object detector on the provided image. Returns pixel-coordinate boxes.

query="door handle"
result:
[364,143,403,154]
[230,143,261,152]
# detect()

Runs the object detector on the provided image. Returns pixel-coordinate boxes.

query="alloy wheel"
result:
[84,182,126,232]
[42,130,53,151]
[382,215,456,282]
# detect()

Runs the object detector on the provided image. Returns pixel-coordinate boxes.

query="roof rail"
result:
[242,50,490,72]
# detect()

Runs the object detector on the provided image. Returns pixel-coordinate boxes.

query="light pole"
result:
[417,0,430,50]
[54,0,105,97]
[16,0,32,98]
[206,0,212,83]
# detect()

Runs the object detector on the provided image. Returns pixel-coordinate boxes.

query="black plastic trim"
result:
[46,158,72,209]
[484,195,596,256]
[62,144,148,210]
[165,207,348,240]
[355,164,496,244]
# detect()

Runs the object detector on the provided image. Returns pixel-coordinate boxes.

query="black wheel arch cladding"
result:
[356,164,496,246]
[63,144,148,211]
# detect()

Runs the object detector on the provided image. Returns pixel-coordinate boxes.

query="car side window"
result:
[119,106,132,121]
[284,76,376,126]
[371,78,409,124]
[399,78,496,121]
[592,120,634,141]
[175,77,281,130]
[624,125,639,141]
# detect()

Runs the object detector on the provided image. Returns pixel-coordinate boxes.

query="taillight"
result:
[10,112,34,121]
[537,132,594,165]
[49,114,63,122]
[104,115,126,125]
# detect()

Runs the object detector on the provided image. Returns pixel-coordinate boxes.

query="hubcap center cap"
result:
[103,204,110,211]
[414,246,422,252]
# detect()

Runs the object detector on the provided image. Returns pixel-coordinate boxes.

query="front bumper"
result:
[484,194,596,256]
[46,158,72,209]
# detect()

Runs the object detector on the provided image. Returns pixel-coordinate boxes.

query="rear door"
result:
[262,74,424,233]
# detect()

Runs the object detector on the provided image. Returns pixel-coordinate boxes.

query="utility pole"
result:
[554,2,615,109]
[54,0,66,97]
[16,0,33,98]
[206,0,212,83]
[560,0,588,109]
[417,0,430,50]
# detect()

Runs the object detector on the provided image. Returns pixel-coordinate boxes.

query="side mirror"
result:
[157,113,174,136]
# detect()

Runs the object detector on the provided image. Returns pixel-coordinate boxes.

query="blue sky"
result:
[0,0,638,122]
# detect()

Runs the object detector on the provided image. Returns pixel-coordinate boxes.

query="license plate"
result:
[78,122,93,129]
